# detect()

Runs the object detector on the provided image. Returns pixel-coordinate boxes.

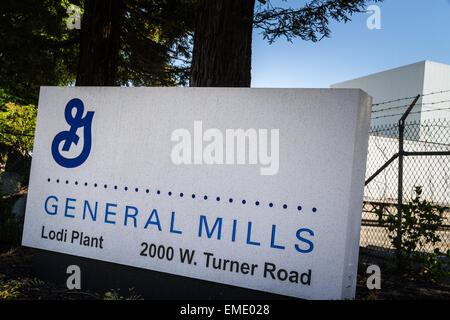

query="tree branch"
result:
[254,0,383,43]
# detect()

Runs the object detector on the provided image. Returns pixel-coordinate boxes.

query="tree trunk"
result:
[76,0,123,86]
[190,0,255,87]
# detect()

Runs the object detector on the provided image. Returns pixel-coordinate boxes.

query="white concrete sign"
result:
[22,87,371,300]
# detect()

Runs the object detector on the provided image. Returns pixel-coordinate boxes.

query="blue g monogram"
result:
[51,98,94,168]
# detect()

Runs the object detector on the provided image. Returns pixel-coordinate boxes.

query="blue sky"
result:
[251,0,450,88]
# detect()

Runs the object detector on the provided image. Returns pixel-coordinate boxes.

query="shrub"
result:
[0,101,36,180]
[0,102,37,156]
[377,186,449,279]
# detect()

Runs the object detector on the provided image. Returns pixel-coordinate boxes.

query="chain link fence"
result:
[361,118,450,259]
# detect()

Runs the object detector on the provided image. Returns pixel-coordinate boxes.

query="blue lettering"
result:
[83,200,97,221]
[124,206,138,228]
[144,209,162,231]
[270,225,285,250]
[231,219,237,242]
[198,215,222,240]
[295,228,314,253]
[105,203,117,224]
[44,195,58,215]
[246,222,260,246]
[64,198,76,218]
[170,212,182,234]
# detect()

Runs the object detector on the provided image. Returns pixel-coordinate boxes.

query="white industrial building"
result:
[331,60,450,206]
[331,60,450,141]
[332,61,450,253]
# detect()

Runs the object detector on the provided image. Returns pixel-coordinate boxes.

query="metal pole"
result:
[396,95,420,254]
[397,119,404,250]
[365,153,399,186]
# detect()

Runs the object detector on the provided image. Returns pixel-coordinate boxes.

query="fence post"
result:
[396,95,420,257]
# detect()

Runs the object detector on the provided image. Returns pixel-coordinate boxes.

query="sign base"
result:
[31,248,293,300]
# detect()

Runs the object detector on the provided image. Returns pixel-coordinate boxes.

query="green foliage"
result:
[0,89,27,108]
[0,0,82,105]
[0,275,51,300]
[0,0,195,97]
[0,276,25,300]
[377,186,449,279]
[0,102,37,156]
[0,0,196,176]
[118,0,196,87]
[416,249,450,280]
[103,288,143,300]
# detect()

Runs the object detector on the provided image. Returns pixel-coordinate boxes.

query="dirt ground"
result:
[0,247,105,300]
[356,257,450,300]
[0,246,449,300]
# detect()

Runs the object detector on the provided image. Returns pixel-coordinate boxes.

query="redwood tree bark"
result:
[190,0,255,87]
[76,0,123,86]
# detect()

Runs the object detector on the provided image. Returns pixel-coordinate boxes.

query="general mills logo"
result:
[51,98,94,168]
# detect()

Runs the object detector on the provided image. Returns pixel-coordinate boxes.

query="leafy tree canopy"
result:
[118,0,196,87]
[0,102,36,156]
[254,0,383,43]
[0,0,81,105]
[0,0,195,105]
